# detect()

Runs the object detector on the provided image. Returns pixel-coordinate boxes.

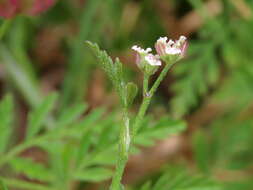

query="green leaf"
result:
[1,177,52,190]
[0,95,14,153]
[10,157,53,182]
[171,42,219,118]
[86,146,118,166]
[151,167,222,190]
[86,41,115,84]
[26,93,58,140]
[134,118,186,147]
[86,41,126,105]
[65,108,105,139]
[56,103,87,128]
[73,108,105,130]
[125,82,138,107]
[74,167,113,182]
[75,129,94,166]
[114,58,124,85]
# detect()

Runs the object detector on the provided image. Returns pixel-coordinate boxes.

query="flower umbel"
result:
[155,35,187,63]
[132,45,161,75]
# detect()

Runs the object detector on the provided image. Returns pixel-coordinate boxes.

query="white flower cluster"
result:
[132,36,187,69]
[132,45,161,66]
[155,35,187,56]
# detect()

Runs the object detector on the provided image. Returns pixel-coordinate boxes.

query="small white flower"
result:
[132,44,162,75]
[132,45,161,66]
[145,54,162,66]
[155,35,187,59]
[132,45,152,54]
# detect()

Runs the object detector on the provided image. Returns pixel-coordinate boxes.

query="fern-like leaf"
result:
[26,93,58,140]
[139,167,222,190]
[134,117,186,147]
[73,167,113,182]
[10,157,53,182]
[171,42,219,117]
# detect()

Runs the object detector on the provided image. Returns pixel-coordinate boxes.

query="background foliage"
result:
[0,0,253,189]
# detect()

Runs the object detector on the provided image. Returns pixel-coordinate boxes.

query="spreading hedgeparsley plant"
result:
[87,35,187,190]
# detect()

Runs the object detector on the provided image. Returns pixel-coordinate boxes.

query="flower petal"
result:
[145,54,162,66]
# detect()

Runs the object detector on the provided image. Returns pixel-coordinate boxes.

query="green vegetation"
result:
[0,0,253,190]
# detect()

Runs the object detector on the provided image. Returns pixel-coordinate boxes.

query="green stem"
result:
[149,63,173,96]
[109,156,127,190]
[132,63,173,137]
[110,108,130,190]
[131,95,151,138]
[143,74,149,96]
[109,62,174,190]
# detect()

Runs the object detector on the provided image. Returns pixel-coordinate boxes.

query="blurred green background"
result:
[1,0,253,189]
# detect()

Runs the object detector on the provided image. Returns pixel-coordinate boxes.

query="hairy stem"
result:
[110,108,130,190]
[110,62,174,190]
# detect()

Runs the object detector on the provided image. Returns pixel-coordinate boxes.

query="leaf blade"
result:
[9,157,54,182]
[74,167,113,182]
[26,93,58,140]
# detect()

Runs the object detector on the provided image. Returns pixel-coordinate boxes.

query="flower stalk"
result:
[110,61,174,190]
[132,62,174,138]
[88,35,188,190]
